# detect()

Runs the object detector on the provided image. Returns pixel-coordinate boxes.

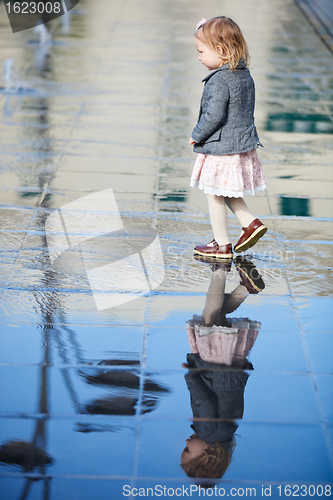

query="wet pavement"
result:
[0,0,333,498]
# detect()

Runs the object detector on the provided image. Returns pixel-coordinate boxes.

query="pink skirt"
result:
[190,149,266,198]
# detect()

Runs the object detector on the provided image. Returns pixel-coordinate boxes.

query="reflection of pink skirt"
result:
[186,315,260,366]
[190,149,266,198]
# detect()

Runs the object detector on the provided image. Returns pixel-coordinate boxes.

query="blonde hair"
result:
[182,439,236,479]
[196,17,250,71]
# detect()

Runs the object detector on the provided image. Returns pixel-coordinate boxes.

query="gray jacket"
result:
[191,61,262,155]
[185,353,250,447]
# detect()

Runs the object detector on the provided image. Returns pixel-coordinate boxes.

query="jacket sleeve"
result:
[191,76,230,144]
[185,370,217,419]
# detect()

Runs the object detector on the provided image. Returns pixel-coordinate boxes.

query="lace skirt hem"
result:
[189,180,266,197]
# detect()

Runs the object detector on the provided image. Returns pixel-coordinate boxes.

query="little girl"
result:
[189,16,267,259]
[181,258,262,479]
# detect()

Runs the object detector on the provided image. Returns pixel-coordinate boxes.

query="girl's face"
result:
[181,435,208,465]
[195,37,223,71]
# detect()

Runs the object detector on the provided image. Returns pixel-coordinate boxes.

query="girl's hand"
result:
[189,137,196,145]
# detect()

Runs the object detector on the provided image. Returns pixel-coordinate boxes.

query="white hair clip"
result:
[196,18,207,30]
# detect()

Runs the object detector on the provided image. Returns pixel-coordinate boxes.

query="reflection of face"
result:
[181,434,208,465]
[195,37,223,71]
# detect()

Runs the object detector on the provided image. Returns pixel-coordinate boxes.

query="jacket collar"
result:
[202,60,247,82]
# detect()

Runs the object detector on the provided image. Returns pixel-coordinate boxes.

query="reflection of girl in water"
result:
[181,433,234,479]
[181,258,264,479]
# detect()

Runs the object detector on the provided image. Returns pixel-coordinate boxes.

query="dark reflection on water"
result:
[80,361,170,416]
[157,191,187,204]
[266,112,333,133]
[279,197,310,217]
[181,257,264,482]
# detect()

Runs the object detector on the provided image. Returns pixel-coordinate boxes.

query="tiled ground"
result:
[0,0,332,498]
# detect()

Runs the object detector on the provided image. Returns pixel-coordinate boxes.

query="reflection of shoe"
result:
[235,256,265,294]
[194,254,232,271]
[194,240,233,260]
[234,218,267,253]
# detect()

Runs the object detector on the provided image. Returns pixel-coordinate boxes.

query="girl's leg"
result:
[222,284,248,314]
[224,197,255,228]
[207,194,230,245]
[225,197,267,252]
[202,266,228,327]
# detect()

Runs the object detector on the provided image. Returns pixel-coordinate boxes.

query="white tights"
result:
[207,194,255,246]
[201,267,248,327]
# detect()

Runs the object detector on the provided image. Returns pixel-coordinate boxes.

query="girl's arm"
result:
[191,77,229,144]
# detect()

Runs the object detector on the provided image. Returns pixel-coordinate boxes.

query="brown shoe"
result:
[194,240,233,260]
[234,256,265,293]
[234,219,267,253]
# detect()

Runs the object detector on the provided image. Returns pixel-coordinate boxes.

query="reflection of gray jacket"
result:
[185,353,250,447]
[191,61,261,155]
